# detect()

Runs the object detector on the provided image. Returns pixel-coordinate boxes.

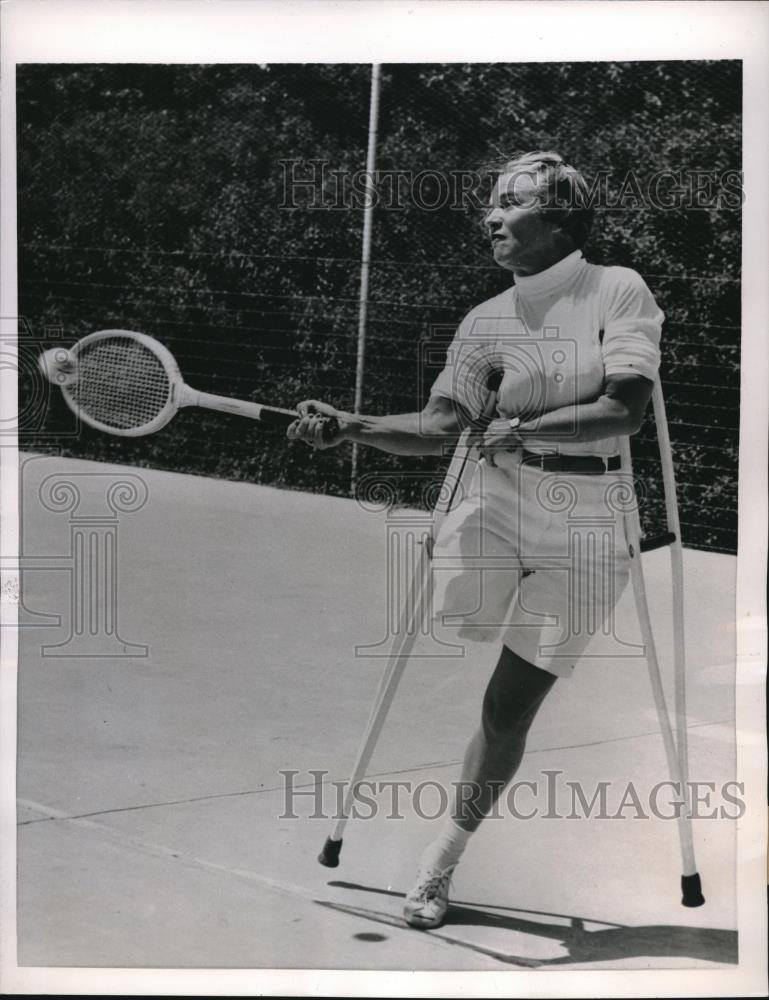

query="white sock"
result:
[419,819,473,873]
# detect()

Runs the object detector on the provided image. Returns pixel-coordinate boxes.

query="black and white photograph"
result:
[1,2,766,996]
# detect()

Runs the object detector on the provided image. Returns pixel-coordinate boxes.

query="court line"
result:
[16,718,730,827]
[18,796,320,900]
[16,796,478,966]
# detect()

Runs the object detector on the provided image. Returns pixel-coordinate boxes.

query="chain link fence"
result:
[17,61,740,552]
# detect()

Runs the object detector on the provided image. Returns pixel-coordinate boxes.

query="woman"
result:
[288,150,663,929]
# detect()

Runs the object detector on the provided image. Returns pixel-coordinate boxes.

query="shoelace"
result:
[411,867,454,903]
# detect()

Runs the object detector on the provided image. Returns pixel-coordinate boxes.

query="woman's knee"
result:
[481,684,531,747]
[480,646,557,746]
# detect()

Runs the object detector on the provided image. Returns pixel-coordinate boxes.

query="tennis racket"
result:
[53,329,338,440]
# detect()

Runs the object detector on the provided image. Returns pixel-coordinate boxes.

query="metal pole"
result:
[350,63,382,497]
[650,380,689,793]
[619,404,704,907]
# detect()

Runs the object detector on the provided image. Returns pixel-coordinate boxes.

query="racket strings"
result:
[69,337,172,430]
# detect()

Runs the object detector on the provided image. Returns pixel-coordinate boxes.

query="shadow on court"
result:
[323,880,738,968]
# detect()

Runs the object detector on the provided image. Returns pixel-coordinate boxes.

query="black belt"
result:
[521,450,621,475]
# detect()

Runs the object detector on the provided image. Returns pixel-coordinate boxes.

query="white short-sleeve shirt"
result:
[430,250,664,458]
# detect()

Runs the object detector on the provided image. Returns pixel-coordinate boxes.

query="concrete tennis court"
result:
[16,452,737,971]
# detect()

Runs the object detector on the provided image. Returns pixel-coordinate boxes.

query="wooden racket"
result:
[48,329,337,440]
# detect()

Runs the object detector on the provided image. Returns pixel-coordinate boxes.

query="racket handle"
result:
[255,406,301,429]
[322,416,340,442]
[184,389,339,441]
[187,388,295,424]
[259,407,340,442]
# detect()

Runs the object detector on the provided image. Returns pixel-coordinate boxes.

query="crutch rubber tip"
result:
[318,836,342,867]
[681,873,705,907]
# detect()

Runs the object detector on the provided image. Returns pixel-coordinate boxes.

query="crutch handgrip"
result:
[639,530,677,553]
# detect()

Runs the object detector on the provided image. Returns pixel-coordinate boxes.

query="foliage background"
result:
[17,62,741,552]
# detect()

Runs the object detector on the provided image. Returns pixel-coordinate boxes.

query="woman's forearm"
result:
[340,410,459,456]
[518,395,640,444]
[338,395,636,458]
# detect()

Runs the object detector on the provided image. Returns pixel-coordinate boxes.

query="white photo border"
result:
[1,1,766,996]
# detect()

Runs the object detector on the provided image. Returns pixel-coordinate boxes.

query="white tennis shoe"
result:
[403,863,456,929]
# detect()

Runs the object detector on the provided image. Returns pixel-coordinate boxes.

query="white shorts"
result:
[430,450,636,678]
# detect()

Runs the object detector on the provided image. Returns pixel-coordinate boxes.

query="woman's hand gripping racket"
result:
[39,330,339,441]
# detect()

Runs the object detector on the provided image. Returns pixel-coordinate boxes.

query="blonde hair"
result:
[493,150,594,249]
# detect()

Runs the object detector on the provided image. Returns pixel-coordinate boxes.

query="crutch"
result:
[318,377,502,867]
[621,379,705,906]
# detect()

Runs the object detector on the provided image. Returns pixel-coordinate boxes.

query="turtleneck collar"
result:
[513,249,585,298]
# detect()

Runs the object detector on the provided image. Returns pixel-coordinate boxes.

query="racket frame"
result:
[61,329,308,437]
[62,330,183,437]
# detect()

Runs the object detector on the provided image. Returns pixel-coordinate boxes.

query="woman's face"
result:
[484,170,564,276]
